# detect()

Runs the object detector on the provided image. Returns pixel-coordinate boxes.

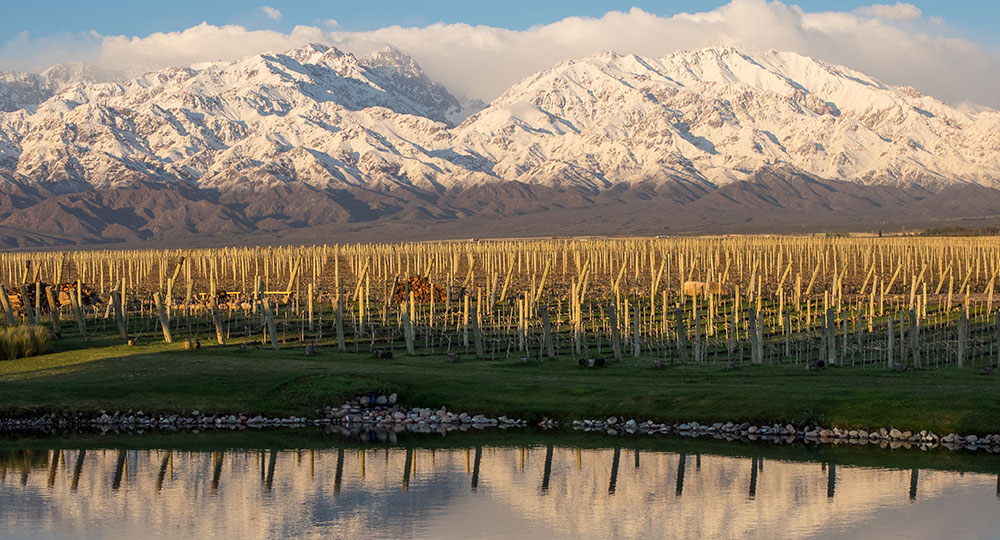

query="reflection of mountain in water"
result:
[1,447,999,540]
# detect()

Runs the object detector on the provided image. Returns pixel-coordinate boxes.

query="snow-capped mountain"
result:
[0,44,999,245]
[0,72,51,112]
[360,47,464,123]
[0,61,110,112]
[2,43,999,193]
[457,47,1000,189]
[0,44,498,192]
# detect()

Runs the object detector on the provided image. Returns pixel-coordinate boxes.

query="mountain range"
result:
[0,43,999,247]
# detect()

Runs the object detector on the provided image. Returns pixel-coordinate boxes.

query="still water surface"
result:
[2,443,1000,540]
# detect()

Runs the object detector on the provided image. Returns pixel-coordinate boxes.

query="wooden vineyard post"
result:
[825,309,836,366]
[632,299,640,358]
[947,275,954,312]
[517,296,526,352]
[693,299,701,363]
[385,276,398,327]
[69,289,87,339]
[541,305,555,359]
[908,309,921,369]
[462,291,470,348]
[841,314,847,366]
[899,310,907,364]
[34,282,42,324]
[210,295,225,345]
[153,292,172,343]
[471,291,485,359]
[409,290,418,353]
[608,304,622,362]
[749,308,763,365]
[957,305,968,368]
[444,281,450,326]
[336,279,345,352]
[0,285,14,325]
[402,301,415,356]
[783,309,791,362]
[252,275,260,314]
[262,299,279,350]
[184,278,193,320]
[989,279,996,315]
[19,285,36,325]
[887,315,894,368]
[675,307,688,363]
[167,256,184,318]
[44,286,61,338]
[307,283,314,332]
[534,260,551,304]
[109,289,127,341]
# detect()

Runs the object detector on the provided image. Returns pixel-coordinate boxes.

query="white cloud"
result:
[1,1,998,108]
[855,3,922,21]
[322,19,340,29]
[261,6,283,22]
[93,22,324,72]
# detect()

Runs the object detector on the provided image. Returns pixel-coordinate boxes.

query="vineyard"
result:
[2,236,1000,371]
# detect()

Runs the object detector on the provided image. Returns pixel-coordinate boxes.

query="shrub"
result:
[0,325,51,361]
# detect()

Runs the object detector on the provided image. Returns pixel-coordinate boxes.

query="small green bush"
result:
[0,325,51,360]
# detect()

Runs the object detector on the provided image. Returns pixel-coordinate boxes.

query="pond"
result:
[2,432,1000,540]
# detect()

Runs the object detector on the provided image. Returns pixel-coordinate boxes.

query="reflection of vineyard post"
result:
[46,450,58,488]
[471,447,482,490]
[827,463,836,499]
[540,445,553,493]
[335,449,344,494]
[608,448,620,495]
[112,450,126,490]
[265,450,277,492]
[211,452,223,491]
[156,451,170,492]
[675,454,686,497]
[71,450,85,491]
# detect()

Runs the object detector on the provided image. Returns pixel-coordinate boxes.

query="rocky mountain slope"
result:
[0,62,111,112]
[0,44,998,246]
[459,48,1000,189]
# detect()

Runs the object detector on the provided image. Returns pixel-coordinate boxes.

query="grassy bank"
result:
[3,336,1000,436]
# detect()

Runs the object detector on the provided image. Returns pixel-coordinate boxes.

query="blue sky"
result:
[1,1,997,45]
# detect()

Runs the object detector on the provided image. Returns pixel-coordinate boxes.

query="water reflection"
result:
[2,446,1000,539]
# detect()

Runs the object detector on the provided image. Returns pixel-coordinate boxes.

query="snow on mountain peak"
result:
[454,45,1000,189]
[40,61,107,89]
[0,44,997,194]
[363,47,424,77]
[0,61,110,112]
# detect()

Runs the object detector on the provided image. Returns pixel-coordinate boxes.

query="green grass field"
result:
[2,333,1000,435]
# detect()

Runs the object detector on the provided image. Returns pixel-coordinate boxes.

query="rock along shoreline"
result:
[2,393,999,453]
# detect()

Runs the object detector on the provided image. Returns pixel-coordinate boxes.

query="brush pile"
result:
[7,283,100,312]
[392,275,446,304]
[188,291,243,309]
